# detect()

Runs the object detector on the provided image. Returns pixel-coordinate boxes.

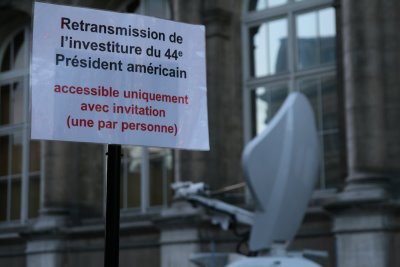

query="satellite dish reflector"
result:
[242,92,319,251]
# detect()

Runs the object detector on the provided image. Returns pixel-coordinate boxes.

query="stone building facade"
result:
[0,0,400,267]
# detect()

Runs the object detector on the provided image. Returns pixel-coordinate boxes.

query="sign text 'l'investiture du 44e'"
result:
[31,2,209,151]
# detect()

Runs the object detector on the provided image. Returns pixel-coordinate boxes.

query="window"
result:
[116,0,174,214]
[249,0,288,10]
[120,147,173,212]
[0,26,40,223]
[249,18,288,77]
[243,0,341,188]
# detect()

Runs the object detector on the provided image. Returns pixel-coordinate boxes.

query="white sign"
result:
[31,2,209,150]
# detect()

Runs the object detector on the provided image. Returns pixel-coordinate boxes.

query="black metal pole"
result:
[104,144,122,267]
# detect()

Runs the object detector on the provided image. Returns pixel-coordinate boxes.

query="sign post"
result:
[104,144,122,267]
[32,2,209,266]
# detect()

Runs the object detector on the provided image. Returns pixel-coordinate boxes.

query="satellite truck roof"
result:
[227,256,321,267]
[242,92,319,251]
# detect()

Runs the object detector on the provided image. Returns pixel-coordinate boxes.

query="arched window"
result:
[242,0,342,189]
[0,18,40,223]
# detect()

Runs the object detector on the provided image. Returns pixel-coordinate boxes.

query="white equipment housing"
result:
[227,257,321,267]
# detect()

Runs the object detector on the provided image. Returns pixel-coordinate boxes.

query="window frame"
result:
[242,0,338,189]
[118,146,173,214]
[0,25,39,224]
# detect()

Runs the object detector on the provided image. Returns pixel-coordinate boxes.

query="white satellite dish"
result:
[174,92,322,266]
[242,92,319,251]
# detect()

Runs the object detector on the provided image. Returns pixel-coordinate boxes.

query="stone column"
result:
[38,142,104,225]
[341,0,400,195]
[332,1,400,266]
[26,142,104,267]
[172,0,244,194]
